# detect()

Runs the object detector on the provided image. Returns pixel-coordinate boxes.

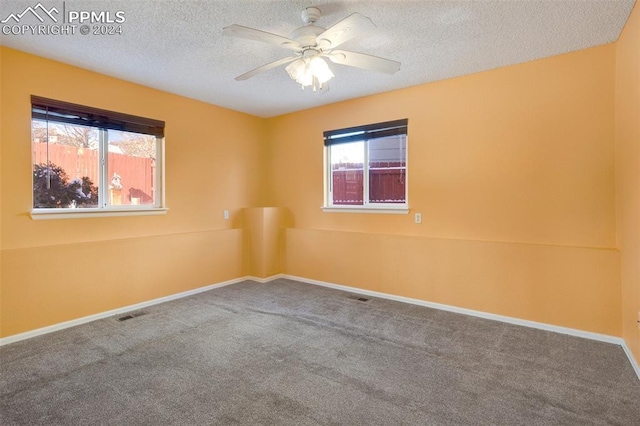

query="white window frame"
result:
[30,97,168,220]
[323,119,409,214]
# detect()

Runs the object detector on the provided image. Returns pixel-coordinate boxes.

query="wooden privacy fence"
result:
[33,143,154,205]
[332,162,406,204]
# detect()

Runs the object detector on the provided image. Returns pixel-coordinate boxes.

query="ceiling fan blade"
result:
[223,24,301,51]
[327,50,401,75]
[316,13,376,50]
[235,56,298,81]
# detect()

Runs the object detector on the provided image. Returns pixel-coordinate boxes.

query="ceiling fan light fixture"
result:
[309,56,334,83]
[285,56,333,91]
[285,58,306,81]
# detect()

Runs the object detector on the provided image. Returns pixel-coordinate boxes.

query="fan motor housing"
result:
[289,25,325,49]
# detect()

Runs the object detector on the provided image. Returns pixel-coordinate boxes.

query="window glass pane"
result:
[330,141,364,205]
[32,120,99,209]
[368,135,406,204]
[107,130,157,206]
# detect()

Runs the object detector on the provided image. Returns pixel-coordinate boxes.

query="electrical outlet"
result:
[415,212,422,224]
[224,210,229,220]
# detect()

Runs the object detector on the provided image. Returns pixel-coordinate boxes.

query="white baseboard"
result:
[621,341,640,380]
[279,274,640,381]
[3,272,639,382]
[247,274,284,284]
[0,276,249,346]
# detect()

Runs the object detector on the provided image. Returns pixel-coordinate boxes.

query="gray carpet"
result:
[1,278,639,425]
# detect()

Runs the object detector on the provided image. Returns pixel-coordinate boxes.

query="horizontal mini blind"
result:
[31,96,165,138]
[323,119,408,146]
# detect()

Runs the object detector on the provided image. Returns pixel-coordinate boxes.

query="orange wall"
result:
[268,44,622,336]
[0,47,3,326]
[0,47,266,337]
[615,3,640,364]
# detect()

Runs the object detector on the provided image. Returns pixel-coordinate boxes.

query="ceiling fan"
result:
[223,7,401,91]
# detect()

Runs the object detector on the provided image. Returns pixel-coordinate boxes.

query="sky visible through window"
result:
[330,141,364,165]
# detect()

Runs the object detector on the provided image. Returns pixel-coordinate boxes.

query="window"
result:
[324,119,408,213]
[31,96,166,219]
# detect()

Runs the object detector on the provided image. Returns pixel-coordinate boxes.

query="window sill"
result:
[322,206,409,214]
[30,207,169,220]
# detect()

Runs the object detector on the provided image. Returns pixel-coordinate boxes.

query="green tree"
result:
[33,163,98,208]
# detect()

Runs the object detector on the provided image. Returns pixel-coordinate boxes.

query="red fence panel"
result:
[332,169,364,205]
[33,144,100,184]
[108,152,154,204]
[331,162,406,204]
[369,170,406,203]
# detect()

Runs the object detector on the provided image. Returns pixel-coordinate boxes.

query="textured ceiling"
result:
[0,0,635,117]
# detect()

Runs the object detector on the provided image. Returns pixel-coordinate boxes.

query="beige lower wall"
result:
[0,225,624,340]
[0,229,243,337]
[285,228,621,336]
